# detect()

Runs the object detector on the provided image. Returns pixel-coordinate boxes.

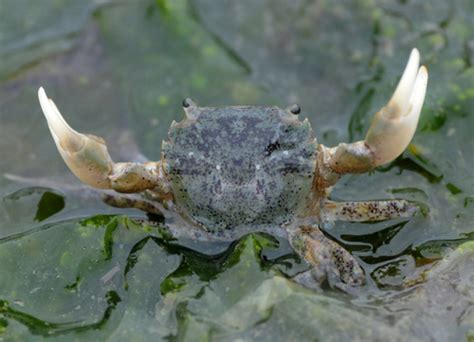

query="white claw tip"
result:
[38,87,84,152]
[365,49,429,166]
[386,48,420,116]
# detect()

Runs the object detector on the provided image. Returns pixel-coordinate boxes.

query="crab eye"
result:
[183,97,198,109]
[289,104,301,115]
[182,98,200,120]
[182,98,194,108]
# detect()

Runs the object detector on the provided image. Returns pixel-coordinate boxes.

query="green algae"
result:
[0,0,473,340]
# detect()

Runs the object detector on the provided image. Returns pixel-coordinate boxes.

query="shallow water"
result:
[0,0,473,340]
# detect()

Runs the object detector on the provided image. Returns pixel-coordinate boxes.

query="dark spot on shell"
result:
[264,141,281,156]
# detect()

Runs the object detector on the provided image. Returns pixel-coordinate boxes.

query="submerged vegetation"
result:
[0,0,473,340]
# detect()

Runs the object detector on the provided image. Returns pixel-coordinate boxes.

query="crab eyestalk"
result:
[38,87,164,193]
[327,49,428,175]
[182,97,199,120]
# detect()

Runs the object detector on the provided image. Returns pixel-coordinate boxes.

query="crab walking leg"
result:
[327,49,428,175]
[288,224,365,291]
[102,193,164,215]
[322,199,416,222]
[38,87,167,193]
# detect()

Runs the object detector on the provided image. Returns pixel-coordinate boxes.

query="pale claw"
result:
[365,48,428,166]
[38,87,113,189]
[322,49,429,183]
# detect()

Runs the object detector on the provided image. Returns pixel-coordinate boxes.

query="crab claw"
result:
[365,48,428,166]
[324,49,428,180]
[38,87,113,189]
[38,88,167,193]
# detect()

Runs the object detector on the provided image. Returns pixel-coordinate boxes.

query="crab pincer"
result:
[38,87,166,193]
[327,49,428,175]
[365,48,428,166]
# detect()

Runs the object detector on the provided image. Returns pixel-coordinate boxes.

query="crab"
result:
[37,49,428,292]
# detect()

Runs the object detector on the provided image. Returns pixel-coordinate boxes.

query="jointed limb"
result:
[289,50,427,292]
[288,224,365,291]
[38,88,170,194]
[102,193,164,215]
[322,199,416,222]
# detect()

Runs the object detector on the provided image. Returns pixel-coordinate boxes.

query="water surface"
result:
[0,0,473,340]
